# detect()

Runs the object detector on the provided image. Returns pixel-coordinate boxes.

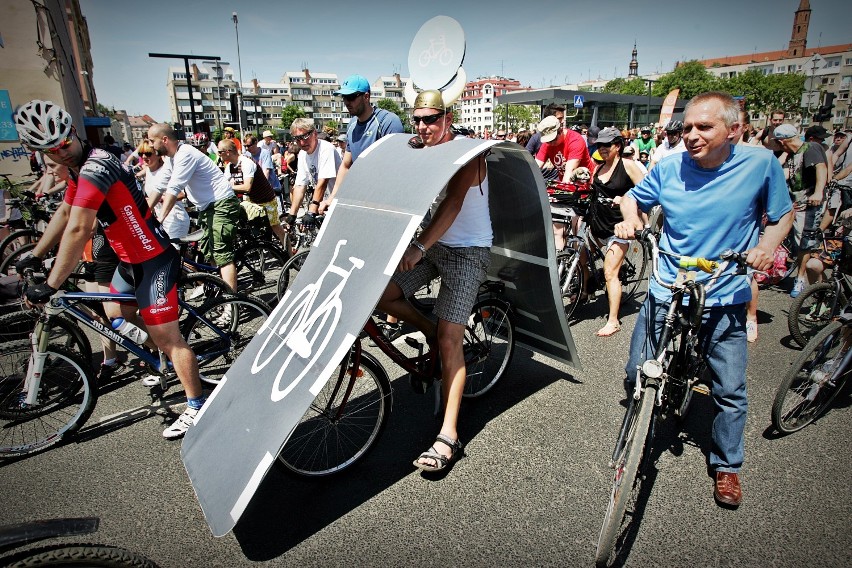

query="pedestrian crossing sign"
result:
[574,95,584,109]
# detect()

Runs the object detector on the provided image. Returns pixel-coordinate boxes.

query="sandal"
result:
[596,321,621,337]
[413,434,464,472]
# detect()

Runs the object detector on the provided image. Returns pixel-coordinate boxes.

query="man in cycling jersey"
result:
[615,92,793,507]
[14,99,206,439]
[377,89,491,473]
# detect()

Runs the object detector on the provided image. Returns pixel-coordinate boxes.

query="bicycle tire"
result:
[235,242,288,305]
[182,295,271,386]
[0,341,97,457]
[556,250,584,322]
[0,228,39,262]
[787,282,845,348]
[772,321,850,434]
[276,249,310,304]
[177,272,234,312]
[463,299,515,398]
[620,239,648,304]
[4,543,160,567]
[0,242,40,277]
[0,311,93,365]
[277,351,392,476]
[595,386,655,567]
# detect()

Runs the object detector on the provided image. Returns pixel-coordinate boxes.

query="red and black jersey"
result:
[65,148,172,264]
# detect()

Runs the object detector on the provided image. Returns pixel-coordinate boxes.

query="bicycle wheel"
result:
[0,341,97,457]
[182,295,271,385]
[277,351,391,476]
[0,312,93,365]
[0,242,40,277]
[619,239,648,304]
[177,272,234,312]
[4,544,160,567]
[595,386,656,567]
[556,250,584,322]
[0,228,39,262]
[235,242,288,305]
[463,299,515,398]
[772,321,850,434]
[787,282,845,348]
[276,249,310,304]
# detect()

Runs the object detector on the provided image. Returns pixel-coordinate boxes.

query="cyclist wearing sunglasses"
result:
[376,89,492,473]
[14,99,207,439]
[285,117,341,228]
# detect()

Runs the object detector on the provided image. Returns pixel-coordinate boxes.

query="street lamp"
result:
[645,79,657,126]
[232,12,245,137]
[211,61,223,131]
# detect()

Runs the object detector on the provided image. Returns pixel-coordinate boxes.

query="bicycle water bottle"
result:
[110,317,148,344]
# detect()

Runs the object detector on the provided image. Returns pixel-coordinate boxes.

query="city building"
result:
[1,0,101,176]
[458,76,530,135]
[128,115,158,147]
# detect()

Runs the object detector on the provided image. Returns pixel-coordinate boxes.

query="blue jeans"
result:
[624,295,748,473]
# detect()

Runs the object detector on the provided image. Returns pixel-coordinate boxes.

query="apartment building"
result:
[458,76,527,134]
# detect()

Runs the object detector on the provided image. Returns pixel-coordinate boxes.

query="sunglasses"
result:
[410,113,445,126]
[139,151,153,158]
[292,130,315,142]
[341,92,363,102]
[45,136,73,154]
[597,140,615,148]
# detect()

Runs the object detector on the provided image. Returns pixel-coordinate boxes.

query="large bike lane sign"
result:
[181,134,580,536]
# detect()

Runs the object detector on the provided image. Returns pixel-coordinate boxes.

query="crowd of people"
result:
[9,82,852,506]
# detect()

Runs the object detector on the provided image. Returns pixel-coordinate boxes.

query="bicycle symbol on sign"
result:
[252,239,364,402]
[418,35,453,67]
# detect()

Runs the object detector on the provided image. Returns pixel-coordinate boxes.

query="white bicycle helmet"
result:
[14,99,73,150]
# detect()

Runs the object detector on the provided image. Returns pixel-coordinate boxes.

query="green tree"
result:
[652,61,720,99]
[280,105,307,130]
[602,77,649,96]
[722,70,805,117]
[493,104,538,131]
[96,103,115,118]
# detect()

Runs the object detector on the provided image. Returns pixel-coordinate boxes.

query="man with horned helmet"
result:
[376,89,492,473]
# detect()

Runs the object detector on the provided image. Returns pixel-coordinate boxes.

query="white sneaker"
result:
[213,308,233,328]
[746,319,758,343]
[162,406,198,439]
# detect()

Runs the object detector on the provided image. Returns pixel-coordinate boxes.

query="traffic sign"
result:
[574,95,584,109]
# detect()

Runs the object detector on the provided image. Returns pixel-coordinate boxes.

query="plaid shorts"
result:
[393,243,490,325]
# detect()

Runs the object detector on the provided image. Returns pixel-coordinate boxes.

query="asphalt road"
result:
[1,282,850,567]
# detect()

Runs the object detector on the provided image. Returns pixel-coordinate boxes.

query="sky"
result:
[80,0,850,121]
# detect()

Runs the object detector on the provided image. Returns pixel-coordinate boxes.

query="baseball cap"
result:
[262,130,273,138]
[773,123,799,140]
[538,115,561,143]
[596,126,621,144]
[335,75,371,96]
[337,134,347,142]
[804,125,828,140]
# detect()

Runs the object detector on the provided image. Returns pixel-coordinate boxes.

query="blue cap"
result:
[335,75,371,96]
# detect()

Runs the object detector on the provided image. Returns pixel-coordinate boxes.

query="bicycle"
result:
[276,278,516,476]
[787,231,852,347]
[0,189,58,263]
[0,275,271,457]
[772,307,852,434]
[554,197,648,322]
[595,230,750,567]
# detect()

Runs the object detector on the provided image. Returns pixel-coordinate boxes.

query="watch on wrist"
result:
[411,239,427,257]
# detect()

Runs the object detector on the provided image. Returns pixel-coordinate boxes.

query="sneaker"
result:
[163,406,198,439]
[805,302,830,322]
[213,308,233,328]
[96,363,121,383]
[790,279,806,298]
[746,319,758,343]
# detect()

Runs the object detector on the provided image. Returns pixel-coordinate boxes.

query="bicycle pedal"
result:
[691,384,710,396]
[404,336,423,349]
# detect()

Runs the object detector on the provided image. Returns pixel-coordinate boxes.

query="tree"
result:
[376,98,411,133]
[280,105,307,130]
[652,61,720,99]
[602,77,649,96]
[493,104,538,131]
[96,103,115,118]
[722,69,805,117]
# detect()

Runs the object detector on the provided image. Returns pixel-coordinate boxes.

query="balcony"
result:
[177,105,203,113]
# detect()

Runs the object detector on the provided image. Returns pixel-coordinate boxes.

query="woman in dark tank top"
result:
[586,127,647,337]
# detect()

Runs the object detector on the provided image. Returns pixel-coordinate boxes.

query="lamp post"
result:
[645,79,657,125]
[211,61,223,132]
[149,53,220,134]
[232,12,245,137]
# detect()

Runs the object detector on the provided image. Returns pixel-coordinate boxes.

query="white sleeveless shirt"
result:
[431,173,493,248]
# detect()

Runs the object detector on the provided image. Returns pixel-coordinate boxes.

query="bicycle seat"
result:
[175,229,205,244]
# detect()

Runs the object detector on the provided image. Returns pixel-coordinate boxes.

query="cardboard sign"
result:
[181,134,579,536]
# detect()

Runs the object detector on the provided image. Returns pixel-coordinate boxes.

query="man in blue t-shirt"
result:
[319,74,404,213]
[615,91,793,508]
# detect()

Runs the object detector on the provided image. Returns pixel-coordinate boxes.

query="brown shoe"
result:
[714,471,742,507]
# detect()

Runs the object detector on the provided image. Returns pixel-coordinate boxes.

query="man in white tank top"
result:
[377,90,492,473]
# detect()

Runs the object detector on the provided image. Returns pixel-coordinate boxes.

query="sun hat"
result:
[538,115,561,143]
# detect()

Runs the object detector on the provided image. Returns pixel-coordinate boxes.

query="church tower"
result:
[787,0,811,58]
[628,42,638,77]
